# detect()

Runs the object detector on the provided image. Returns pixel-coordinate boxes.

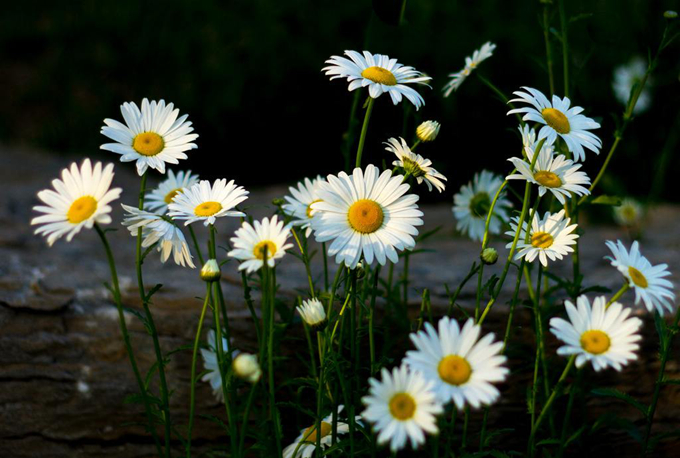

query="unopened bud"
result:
[200,259,221,282]
[480,247,498,265]
[416,120,441,142]
[297,298,327,329]
[232,353,261,384]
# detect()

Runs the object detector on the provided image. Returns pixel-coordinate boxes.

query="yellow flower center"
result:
[628,266,648,288]
[67,196,98,224]
[469,192,491,218]
[531,232,554,249]
[541,108,571,134]
[389,392,416,420]
[621,206,637,222]
[253,240,277,260]
[194,201,222,217]
[438,355,472,386]
[533,171,562,188]
[302,421,332,442]
[361,66,397,86]
[164,188,181,204]
[580,330,611,355]
[132,132,165,156]
[306,199,322,218]
[348,199,384,234]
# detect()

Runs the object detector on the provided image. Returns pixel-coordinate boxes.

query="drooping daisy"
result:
[386,137,447,193]
[201,329,229,402]
[100,98,198,176]
[168,179,248,226]
[507,210,579,267]
[310,164,424,269]
[442,41,496,97]
[121,205,195,268]
[297,298,327,328]
[361,365,442,452]
[281,176,324,238]
[613,57,651,114]
[31,159,122,246]
[507,87,602,162]
[145,169,199,213]
[506,143,590,204]
[227,215,293,273]
[605,240,675,315]
[404,317,508,409]
[613,198,644,227]
[323,50,431,109]
[282,406,358,458]
[452,170,511,242]
[550,295,643,371]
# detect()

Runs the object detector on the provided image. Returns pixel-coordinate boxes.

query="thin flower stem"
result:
[348,268,358,457]
[188,225,205,266]
[543,3,555,95]
[303,319,318,379]
[263,255,282,457]
[461,407,470,450]
[530,266,544,431]
[444,407,457,458]
[402,252,410,307]
[502,260,526,352]
[291,227,315,297]
[475,73,523,124]
[557,367,583,458]
[369,264,381,374]
[355,97,375,168]
[315,331,325,456]
[474,263,485,322]
[447,263,481,316]
[238,384,258,457]
[240,271,261,346]
[481,179,509,250]
[322,242,329,291]
[558,0,569,97]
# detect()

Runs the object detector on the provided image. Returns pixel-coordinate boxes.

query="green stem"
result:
[238,384,258,457]
[188,225,205,266]
[476,74,523,124]
[348,268,358,457]
[474,263,485,322]
[543,3,555,95]
[530,266,544,431]
[502,260,525,352]
[263,257,282,456]
[355,98,375,168]
[402,252,410,308]
[558,0,569,97]
[447,263,481,316]
[444,407,457,458]
[322,242,330,291]
[369,265,381,374]
[291,228,315,297]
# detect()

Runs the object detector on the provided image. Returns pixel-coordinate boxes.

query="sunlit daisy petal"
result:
[227,215,293,273]
[168,179,249,226]
[282,176,325,238]
[283,406,359,458]
[146,169,199,214]
[452,170,511,241]
[506,210,579,267]
[386,137,447,193]
[443,42,496,96]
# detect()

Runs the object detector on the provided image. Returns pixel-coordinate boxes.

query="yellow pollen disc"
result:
[348,199,384,234]
[194,201,222,217]
[306,199,322,218]
[541,108,571,134]
[361,66,397,86]
[67,196,98,224]
[531,232,554,249]
[533,171,562,188]
[580,330,611,355]
[628,266,648,288]
[389,392,416,420]
[253,240,277,260]
[132,132,165,156]
[164,188,181,204]
[302,421,332,442]
[438,355,472,386]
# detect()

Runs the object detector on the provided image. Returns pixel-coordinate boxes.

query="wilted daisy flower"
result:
[508,87,602,162]
[297,298,327,328]
[507,210,578,267]
[232,353,261,384]
[146,169,199,214]
[613,57,651,114]
[605,240,675,315]
[121,205,195,268]
[442,41,496,97]
[32,159,122,246]
[362,365,442,452]
[311,164,424,269]
[323,50,431,109]
[227,215,293,273]
[201,329,229,401]
[282,176,324,238]
[416,120,441,142]
[550,295,643,371]
[453,170,511,242]
[613,198,643,227]
[100,98,198,176]
[507,143,590,204]
[168,179,248,226]
[386,137,447,193]
[282,406,358,458]
[404,317,508,409]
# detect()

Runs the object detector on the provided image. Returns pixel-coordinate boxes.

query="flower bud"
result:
[664,10,677,19]
[296,298,327,329]
[272,197,285,207]
[200,259,221,282]
[480,247,498,265]
[416,120,441,142]
[233,353,262,384]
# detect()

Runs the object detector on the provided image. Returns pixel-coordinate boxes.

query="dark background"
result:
[1,0,678,203]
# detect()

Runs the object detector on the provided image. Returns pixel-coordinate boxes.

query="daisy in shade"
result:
[550,295,643,371]
[386,137,447,193]
[404,317,508,409]
[310,164,423,269]
[100,98,198,176]
[282,406,358,458]
[121,205,195,268]
[507,210,578,267]
[145,169,199,214]
[613,57,651,114]
[361,365,442,452]
[296,298,327,329]
[507,87,602,162]
[32,159,122,246]
[605,240,676,315]
[506,142,591,204]
[227,215,293,273]
[323,50,431,109]
[168,179,248,226]
[452,170,511,242]
[613,198,643,227]
[443,41,496,97]
[281,176,324,238]
[201,329,229,402]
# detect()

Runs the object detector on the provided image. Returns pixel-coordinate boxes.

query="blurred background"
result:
[1,0,678,204]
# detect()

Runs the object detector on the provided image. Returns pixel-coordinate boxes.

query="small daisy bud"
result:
[296,298,327,329]
[355,261,367,280]
[233,353,262,384]
[200,259,221,282]
[480,247,498,265]
[272,197,285,207]
[664,10,677,19]
[416,120,441,142]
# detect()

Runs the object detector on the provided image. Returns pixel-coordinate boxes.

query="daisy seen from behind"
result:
[386,137,447,193]
[227,215,293,273]
[282,406,358,458]
[296,298,327,328]
[282,176,324,238]
[453,170,511,242]
[168,179,248,226]
[613,56,651,114]
[507,209,579,267]
[443,41,496,97]
[146,169,199,214]
[201,329,229,402]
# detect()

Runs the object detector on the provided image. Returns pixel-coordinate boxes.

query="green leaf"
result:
[662,378,680,385]
[590,388,648,415]
[536,438,561,446]
[569,12,593,23]
[591,195,623,206]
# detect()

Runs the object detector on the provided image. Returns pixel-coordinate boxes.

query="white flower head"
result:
[282,176,325,238]
[416,120,441,142]
[168,179,249,226]
[386,137,447,193]
[201,329,229,402]
[613,57,651,114]
[507,210,579,267]
[283,406,359,458]
[232,353,262,384]
[296,298,327,328]
[227,215,293,273]
[613,198,643,227]
[146,169,199,214]
[453,170,512,242]
[443,41,496,96]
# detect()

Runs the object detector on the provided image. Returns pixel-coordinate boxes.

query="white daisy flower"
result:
[452,170,511,242]
[507,87,602,162]
[605,240,675,315]
[442,41,496,97]
[386,137,447,193]
[404,317,508,409]
[613,57,651,114]
[227,215,293,273]
[549,295,643,371]
[416,120,441,142]
[201,329,229,402]
[323,50,431,110]
[121,205,195,268]
[168,179,249,226]
[232,353,262,384]
[310,164,424,269]
[506,210,579,267]
[506,143,591,204]
[519,124,538,149]
[31,159,122,246]
[361,365,442,452]
[282,406,358,458]
[145,169,199,214]
[100,98,198,176]
[613,198,644,227]
[281,176,324,238]
[296,298,327,328]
